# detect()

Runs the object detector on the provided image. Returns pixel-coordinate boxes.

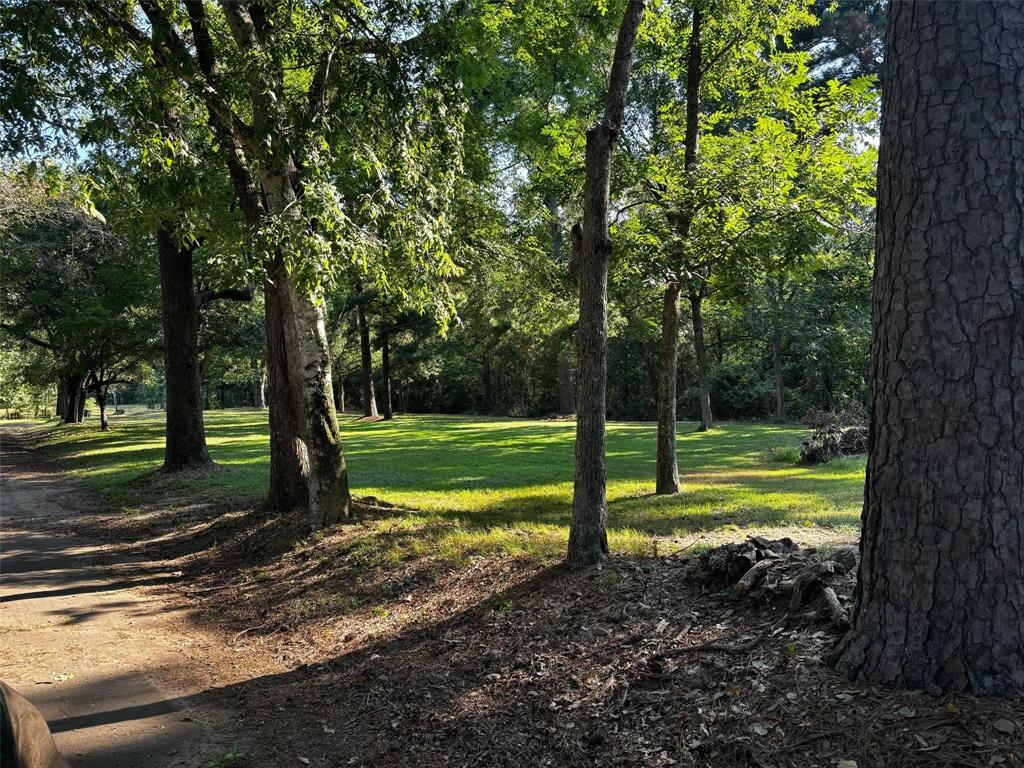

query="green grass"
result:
[29,407,865,554]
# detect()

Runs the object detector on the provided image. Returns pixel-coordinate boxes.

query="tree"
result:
[567,0,648,569]
[834,0,1024,694]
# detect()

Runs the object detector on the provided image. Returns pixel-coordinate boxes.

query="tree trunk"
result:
[357,300,378,419]
[482,354,493,413]
[76,390,85,422]
[772,330,785,424]
[690,291,713,431]
[567,0,647,568]
[264,261,310,512]
[656,3,702,481]
[381,329,393,420]
[158,228,212,469]
[655,283,681,494]
[62,374,82,424]
[97,391,108,431]
[253,365,266,409]
[557,355,575,415]
[262,171,351,529]
[834,0,1024,694]
[56,381,65,420]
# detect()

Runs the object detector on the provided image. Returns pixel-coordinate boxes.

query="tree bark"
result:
[158,229,212,469]
[261,171,351,528]
[656,3,702,478]
[264,261,310,512]
[655,283,681,493]
[253,363,266,409]
[834,0,1024,694]
[772,330,785,424]
[690,290,713,431]
[381,328,393,420]
[567,0,647,568]
[357,299,378,418]
[97,390,109,431]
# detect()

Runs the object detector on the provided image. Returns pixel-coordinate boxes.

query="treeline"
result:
[0,0,881,528]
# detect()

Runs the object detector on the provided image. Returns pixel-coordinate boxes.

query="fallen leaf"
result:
[836,761,857,768]
[322,724,336,734]
[53,674,74,682]
[751,723,770,736]
[898,706,916,718]
[297,758,310,765]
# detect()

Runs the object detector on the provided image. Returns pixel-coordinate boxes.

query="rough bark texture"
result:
[567,0,647,569]
[263,171,351,528]
[690,291,713,431]
[264,261,309,513]
[834,0,1024,694]
[381,329,393,420]
[655,283,681,494]
[158,229,212,470]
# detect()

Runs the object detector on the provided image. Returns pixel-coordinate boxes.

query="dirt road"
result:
[0,429,247,767]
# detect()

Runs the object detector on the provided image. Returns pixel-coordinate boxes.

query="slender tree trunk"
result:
[656,4,702,477]
[253,368,266,409]
[56,381,65,420]
[158,228,212,469]
[97,391,108,431]
[557,355,575,415]
[567,0,647,568]
[690,291,713,431]
[834,0,1024,694]
[772,330,785,423]
[357,300,378,418]
[76,391,85,423]
[381,329,393,420]
[482,354,493,413]
[655,283,681,493]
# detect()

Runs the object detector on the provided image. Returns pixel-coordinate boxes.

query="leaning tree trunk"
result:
[357,300,379,418]
[158,229,212,470]
[689,291,713,431]
[655,283,681,493]
[834,0,1024,694]
[381,329,393,420]
[567,0,647,568]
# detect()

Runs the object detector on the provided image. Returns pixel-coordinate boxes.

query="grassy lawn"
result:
[25,407,865,558]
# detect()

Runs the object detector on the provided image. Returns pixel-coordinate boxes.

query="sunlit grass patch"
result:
[28,408,866,553]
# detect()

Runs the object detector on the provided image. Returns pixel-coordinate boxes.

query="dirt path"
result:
[0,429,250,768]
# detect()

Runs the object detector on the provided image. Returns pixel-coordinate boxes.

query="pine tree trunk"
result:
[772,330,785,424]
[357,300,378,418]
[655,283,681,494]
[567,0,647,568]
[381,329,393,420]
[158,229,212,469]
[557,355,575,415]
[690,291,713,431]
[834,0,1024,694]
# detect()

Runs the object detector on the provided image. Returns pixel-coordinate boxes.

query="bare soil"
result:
[4,428,1021,767]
